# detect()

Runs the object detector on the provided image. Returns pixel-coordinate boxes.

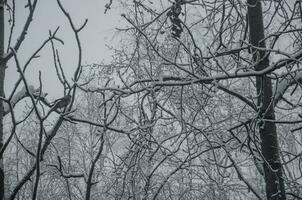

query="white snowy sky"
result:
[5,0,125,98]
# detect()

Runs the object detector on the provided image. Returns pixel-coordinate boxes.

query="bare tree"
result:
[2,0,302,199]
[0,0,87,199]
[96,0,302,199]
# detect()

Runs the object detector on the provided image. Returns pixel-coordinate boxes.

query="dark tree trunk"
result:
[0,0,5,200]
[247,1,286,199]
[0,0,5,199]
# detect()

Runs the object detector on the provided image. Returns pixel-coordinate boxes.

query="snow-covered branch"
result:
[274,71,302,105]
[3,85,48,116]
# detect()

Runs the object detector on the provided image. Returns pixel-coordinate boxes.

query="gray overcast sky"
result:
[6,0,124,98]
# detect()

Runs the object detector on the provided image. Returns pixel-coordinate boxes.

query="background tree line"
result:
[1,0,302,199]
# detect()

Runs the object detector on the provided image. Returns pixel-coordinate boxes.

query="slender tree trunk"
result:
[85,133,105,200]
[0,0,5,199]
[247,1,286,199]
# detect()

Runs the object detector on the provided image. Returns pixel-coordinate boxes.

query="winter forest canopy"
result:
[0,0,302,199]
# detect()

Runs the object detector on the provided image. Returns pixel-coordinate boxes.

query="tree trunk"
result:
[0,0,5,199]
[247,1,286,199]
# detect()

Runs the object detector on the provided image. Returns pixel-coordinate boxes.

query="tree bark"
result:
[247,0,286,199]
[0,0,5,199]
